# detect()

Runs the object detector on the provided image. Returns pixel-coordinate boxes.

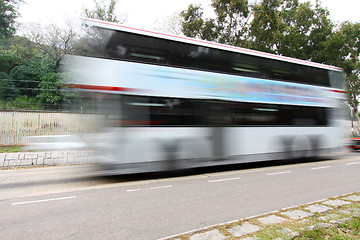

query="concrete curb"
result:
[0,150,94,168]
[161,192,360,240]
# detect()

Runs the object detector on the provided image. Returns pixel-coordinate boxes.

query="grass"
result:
[0,145,23,153]
[296,217,360,239]
[253,203,360,240]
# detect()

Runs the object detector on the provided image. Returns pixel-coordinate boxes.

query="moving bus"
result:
[63,18,348,173]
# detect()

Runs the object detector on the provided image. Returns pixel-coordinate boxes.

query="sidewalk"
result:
[163,192,360,240]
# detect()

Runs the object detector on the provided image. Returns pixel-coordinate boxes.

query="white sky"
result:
[18,0,360,31]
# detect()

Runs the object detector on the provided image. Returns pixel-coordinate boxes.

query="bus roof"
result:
[83,18,343,72]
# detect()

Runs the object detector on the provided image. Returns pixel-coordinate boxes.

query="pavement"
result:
[162,193,360,239]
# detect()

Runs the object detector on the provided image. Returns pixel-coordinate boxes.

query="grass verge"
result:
[253,202,360,240]
[0,145,23,153]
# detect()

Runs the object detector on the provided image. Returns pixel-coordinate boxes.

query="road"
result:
[0,153,360,239]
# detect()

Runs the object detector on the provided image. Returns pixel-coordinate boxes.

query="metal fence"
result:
[0,111,102,145]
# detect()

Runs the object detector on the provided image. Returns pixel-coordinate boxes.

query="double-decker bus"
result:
[63,18,348,174]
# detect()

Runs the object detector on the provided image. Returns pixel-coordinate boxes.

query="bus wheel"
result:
[290,136,310,159]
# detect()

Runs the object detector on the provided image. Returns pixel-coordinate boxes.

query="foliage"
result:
[0,0,22,39]
[3,95,43,110]
[180,1,251,45]
[249,0,334,60]
[181,4,206,39]
[0,35,46,74]
[249,0,281,52]
[37,73,63,106]
[9,61,53,97]
[0,71,18,100]
[83,0,124,23]
[212,0,251,46]
[347,68,360,117]
[37,72,82,109]
[325,22,360,116]
[0,51,22,74]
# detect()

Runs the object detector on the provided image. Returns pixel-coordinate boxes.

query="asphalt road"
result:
[1,153,360,239]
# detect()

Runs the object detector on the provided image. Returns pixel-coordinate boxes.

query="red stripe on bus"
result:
[65,84,138,92]
[84,18,343,71]
[329,89,347,94]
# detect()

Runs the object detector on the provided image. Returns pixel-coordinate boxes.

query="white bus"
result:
[63,18,348,173]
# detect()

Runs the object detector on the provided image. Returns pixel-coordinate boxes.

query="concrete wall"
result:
[0,151,94,168]
[0,111,102,145]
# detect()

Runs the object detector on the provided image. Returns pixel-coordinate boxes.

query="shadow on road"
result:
[102,155,343,183]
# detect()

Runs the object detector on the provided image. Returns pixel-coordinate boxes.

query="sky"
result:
[18,0,360,31]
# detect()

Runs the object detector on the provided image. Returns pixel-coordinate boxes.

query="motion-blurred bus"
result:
[63,18,348,174]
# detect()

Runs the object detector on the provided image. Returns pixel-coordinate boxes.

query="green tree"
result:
[211,0,251,46]
[0,51,22,74]
[0,0,22,39]
[325,22,360,118]
[327,22,360,73]
[249,0,281,52]
[181,4,206,39]
[38,72,82,107]
[249,0,334,59]
[0,71,18,100]
[84,0,125,23]
[180,1,251,45]
[37,73,63,107]
[347,71,360,120]
[0,35,44,74]
[9,61,53,97]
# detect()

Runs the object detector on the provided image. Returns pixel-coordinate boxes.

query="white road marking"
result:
[12,196,76,206]
[311,166,330,170]
[346,162,360,166]
[149,185,172,190]
[126,189,141,192]
[126,185,172,192]
[266,171,292,176]
[208,177,241,183]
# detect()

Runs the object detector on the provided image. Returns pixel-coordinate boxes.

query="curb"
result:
[161,192,360,240]
[0,150,94,169]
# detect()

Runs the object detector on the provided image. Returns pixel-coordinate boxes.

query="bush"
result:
[0,71,19,100]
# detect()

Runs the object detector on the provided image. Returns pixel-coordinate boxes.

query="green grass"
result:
[0,145,23,153]
[296,217,360,239]
[251,203,360,240]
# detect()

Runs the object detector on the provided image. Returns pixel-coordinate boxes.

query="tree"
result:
[347,70,360,121]
[0,71,18,100]
[180,1,251,45]
[249,0,282,52]
[180,4,207,39]
[37,73,63,107]
[0,0,22,39]
[9,61,53,97]
[0,35,44,74]
[249,0,334,59]
[211,0,251,46]
[37,72,80,109]
[25,23,79,69]
[154,12,183,35]
[83,0,126,23]
[326,22,360,119]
